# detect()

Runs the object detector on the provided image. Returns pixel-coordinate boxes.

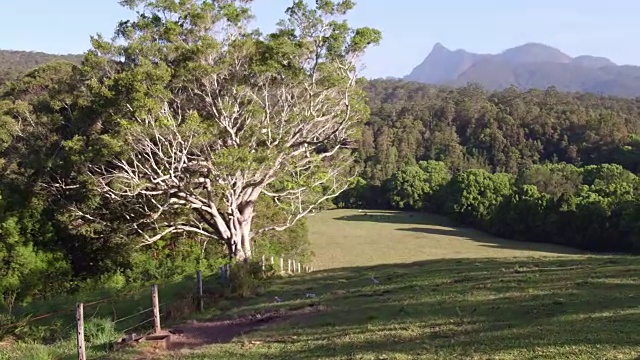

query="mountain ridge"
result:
[404,43,640,97]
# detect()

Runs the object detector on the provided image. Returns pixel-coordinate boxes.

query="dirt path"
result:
[165,303,325,350]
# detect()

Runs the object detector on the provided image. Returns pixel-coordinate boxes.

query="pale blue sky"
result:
[1,0,638,78]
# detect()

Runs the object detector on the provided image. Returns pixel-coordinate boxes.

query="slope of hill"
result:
[405,43,640,97]
[0,50,83,85]
[63,209,636,359]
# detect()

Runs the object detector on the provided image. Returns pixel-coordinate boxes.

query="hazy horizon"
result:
[2,0,638,78]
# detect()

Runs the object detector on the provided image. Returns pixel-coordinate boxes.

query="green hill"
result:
[0,50,82,85]
[100,210,639,359]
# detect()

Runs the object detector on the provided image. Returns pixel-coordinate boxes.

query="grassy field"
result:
[109,257,640,360]
[308,209,585,269]
[6,210,640,359]
[107,210,639,360]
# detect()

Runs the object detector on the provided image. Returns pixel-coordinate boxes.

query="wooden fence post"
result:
[297,262,301,273]
[270,256,274,266]
[280,257,284,273]
[152,284,161,333]
[76,303,86,360]
[288,259,291,273]
[261,255,265,270]
[196,271,204,312]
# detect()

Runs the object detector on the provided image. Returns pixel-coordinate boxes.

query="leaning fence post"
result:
[151,284,161,333]
[76,303,86,360]
[196,270,204,312]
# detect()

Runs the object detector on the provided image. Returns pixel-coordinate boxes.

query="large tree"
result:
[77,0,381,260]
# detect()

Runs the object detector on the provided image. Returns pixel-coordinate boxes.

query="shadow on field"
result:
[334,211,584,256]
[215,256,640,359]
[334,210,451,226]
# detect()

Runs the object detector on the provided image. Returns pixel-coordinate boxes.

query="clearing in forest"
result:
[18,209,637,360]
[308,209,584,269]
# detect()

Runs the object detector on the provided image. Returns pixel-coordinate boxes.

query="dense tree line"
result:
[0,0,380,312]
[337,161,640,253]
[357,79,640,185]
[336,79,640,253]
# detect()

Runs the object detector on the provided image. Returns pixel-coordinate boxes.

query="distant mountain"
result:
[0,50,83,86]
[499,43,572,64]
[405,43,640,97]
[572,55,616,69]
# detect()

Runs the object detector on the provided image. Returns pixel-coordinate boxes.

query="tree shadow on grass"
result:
[397,226,585,255]
[333,210,452,226]
[333,211,585,256]
[209,256,640,359]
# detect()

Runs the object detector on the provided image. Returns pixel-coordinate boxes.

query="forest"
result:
[335,79,640,253]
[0,0,382,318]
[0,50,82,86]
[3,0,640,323]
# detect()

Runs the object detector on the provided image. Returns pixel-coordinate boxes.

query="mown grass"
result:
[5,210,640,359]
[110,256,640,359]
[308,209,585,269]
[107,210,640,359]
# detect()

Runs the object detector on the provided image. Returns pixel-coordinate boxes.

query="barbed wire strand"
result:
[120,317,154,334]
[112,307,153,324]
[120,312,165,335]
[0,285,152,331]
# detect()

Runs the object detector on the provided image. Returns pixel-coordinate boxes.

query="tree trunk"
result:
[239,217,252,260]
[239,203,255,260]
[212,202,256,261]
[228,232,247,261]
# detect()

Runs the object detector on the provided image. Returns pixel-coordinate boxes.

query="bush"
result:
[82,317,119,351]
[442,169,513,228]
[341,161,640,254]
[227,261,265,298]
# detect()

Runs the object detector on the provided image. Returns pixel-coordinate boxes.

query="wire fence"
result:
[1,255,315,359]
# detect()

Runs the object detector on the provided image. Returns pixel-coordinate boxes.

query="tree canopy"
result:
[72,0,381,260]
[0,0,380,310]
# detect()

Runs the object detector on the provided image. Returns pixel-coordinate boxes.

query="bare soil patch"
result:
[165,303,325,350]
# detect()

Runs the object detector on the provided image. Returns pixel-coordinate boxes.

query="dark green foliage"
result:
[331,78,640,253]
[339,160,640,253]
[490,184,552,241]
[334,177,389,209]
[361,80,640,180]
[518,163,583,199]
[441,169,514,227]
